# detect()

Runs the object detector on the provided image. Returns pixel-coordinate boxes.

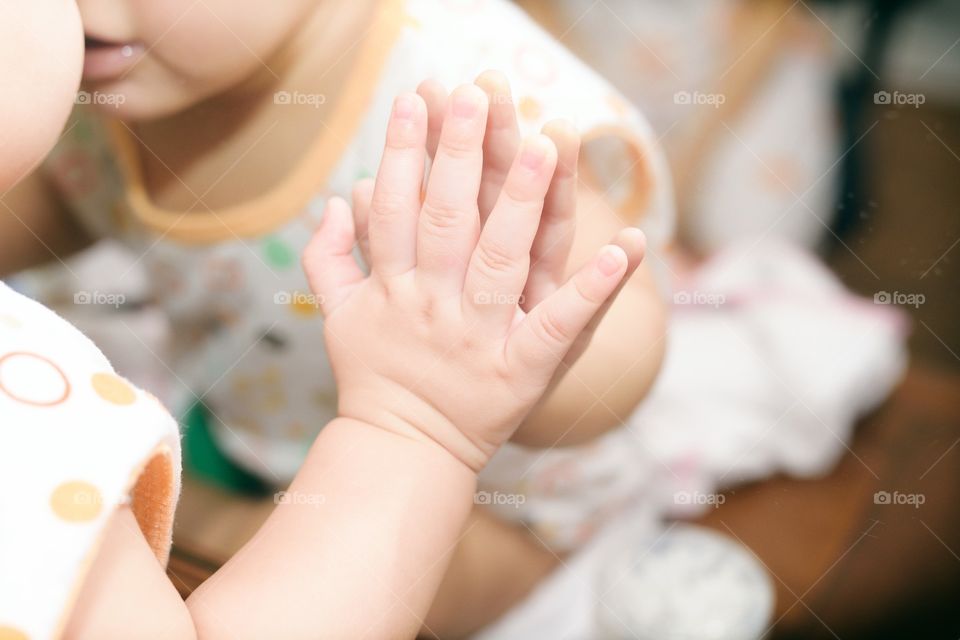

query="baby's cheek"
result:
[0,0,83,190]
[130,0,310,81]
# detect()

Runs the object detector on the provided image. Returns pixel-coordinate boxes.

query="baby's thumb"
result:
[301,197,365,316]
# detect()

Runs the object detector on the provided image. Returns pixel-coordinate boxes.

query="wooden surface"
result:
[697,366,960,639]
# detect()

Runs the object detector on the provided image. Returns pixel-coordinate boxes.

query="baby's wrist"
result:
[334,392,493,473]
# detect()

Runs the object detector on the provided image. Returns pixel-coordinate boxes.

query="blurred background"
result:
[9,0,958,638]
[518,1,960,638]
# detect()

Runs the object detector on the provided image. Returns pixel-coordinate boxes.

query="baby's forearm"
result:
[187,417,476,640]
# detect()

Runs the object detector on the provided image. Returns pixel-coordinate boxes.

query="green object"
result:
[181,402,271,496]
[263,236,296,269]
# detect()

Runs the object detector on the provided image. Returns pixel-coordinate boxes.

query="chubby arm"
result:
[188,419,477,639]
[67,423,476,640]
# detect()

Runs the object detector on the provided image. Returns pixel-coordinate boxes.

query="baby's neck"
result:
[130,0,379,213]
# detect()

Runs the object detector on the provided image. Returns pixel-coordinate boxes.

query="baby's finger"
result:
[465,134,556,329]
[369,93,428,277]
[418,84,488,294]
[475,70,521,222]
[352,178,374,267]
[302,197,366,316]
[417,79,447,160]
[523,120,580,309]
[507,244,628,374]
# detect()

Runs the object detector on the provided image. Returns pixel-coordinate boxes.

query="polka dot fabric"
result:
[0,283,181,640]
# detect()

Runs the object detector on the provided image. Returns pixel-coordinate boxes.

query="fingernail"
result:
[394,94,416,120]
[452,92,480,118]
[597,247,624,277]
[520,143,546,170]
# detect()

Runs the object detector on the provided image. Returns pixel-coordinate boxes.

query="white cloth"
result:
[0,283,181,640]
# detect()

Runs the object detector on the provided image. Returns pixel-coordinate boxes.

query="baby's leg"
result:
[422,508,557,638]
[65,507,197,640]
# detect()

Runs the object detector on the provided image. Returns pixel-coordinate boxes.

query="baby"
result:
[2,0,672,633]
[1,3,640,637]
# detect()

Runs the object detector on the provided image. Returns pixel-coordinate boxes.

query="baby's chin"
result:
[81,76,188,122]
[82,57,238,122]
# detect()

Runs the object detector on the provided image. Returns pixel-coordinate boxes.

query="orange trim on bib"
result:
[107,0,406,245]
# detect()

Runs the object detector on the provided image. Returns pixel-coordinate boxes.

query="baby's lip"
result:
[84,32,125,49]
[82,35,145,83]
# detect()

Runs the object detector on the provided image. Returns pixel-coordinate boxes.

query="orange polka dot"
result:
[518,96,543,122]
[91,372,136,406]
[0,352,71,406]
[0,626,29,640]
[290,296,321,316]
[50,481,102,522]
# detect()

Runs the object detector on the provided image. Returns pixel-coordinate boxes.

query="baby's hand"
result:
[303,85,642,471]
[352,72,647,389]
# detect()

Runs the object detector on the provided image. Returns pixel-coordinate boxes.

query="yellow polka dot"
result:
[0,315,22,330]
[0,626,29,640]
[518,96,543,122]
[50,481,102,522]
[91,372,136,406]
